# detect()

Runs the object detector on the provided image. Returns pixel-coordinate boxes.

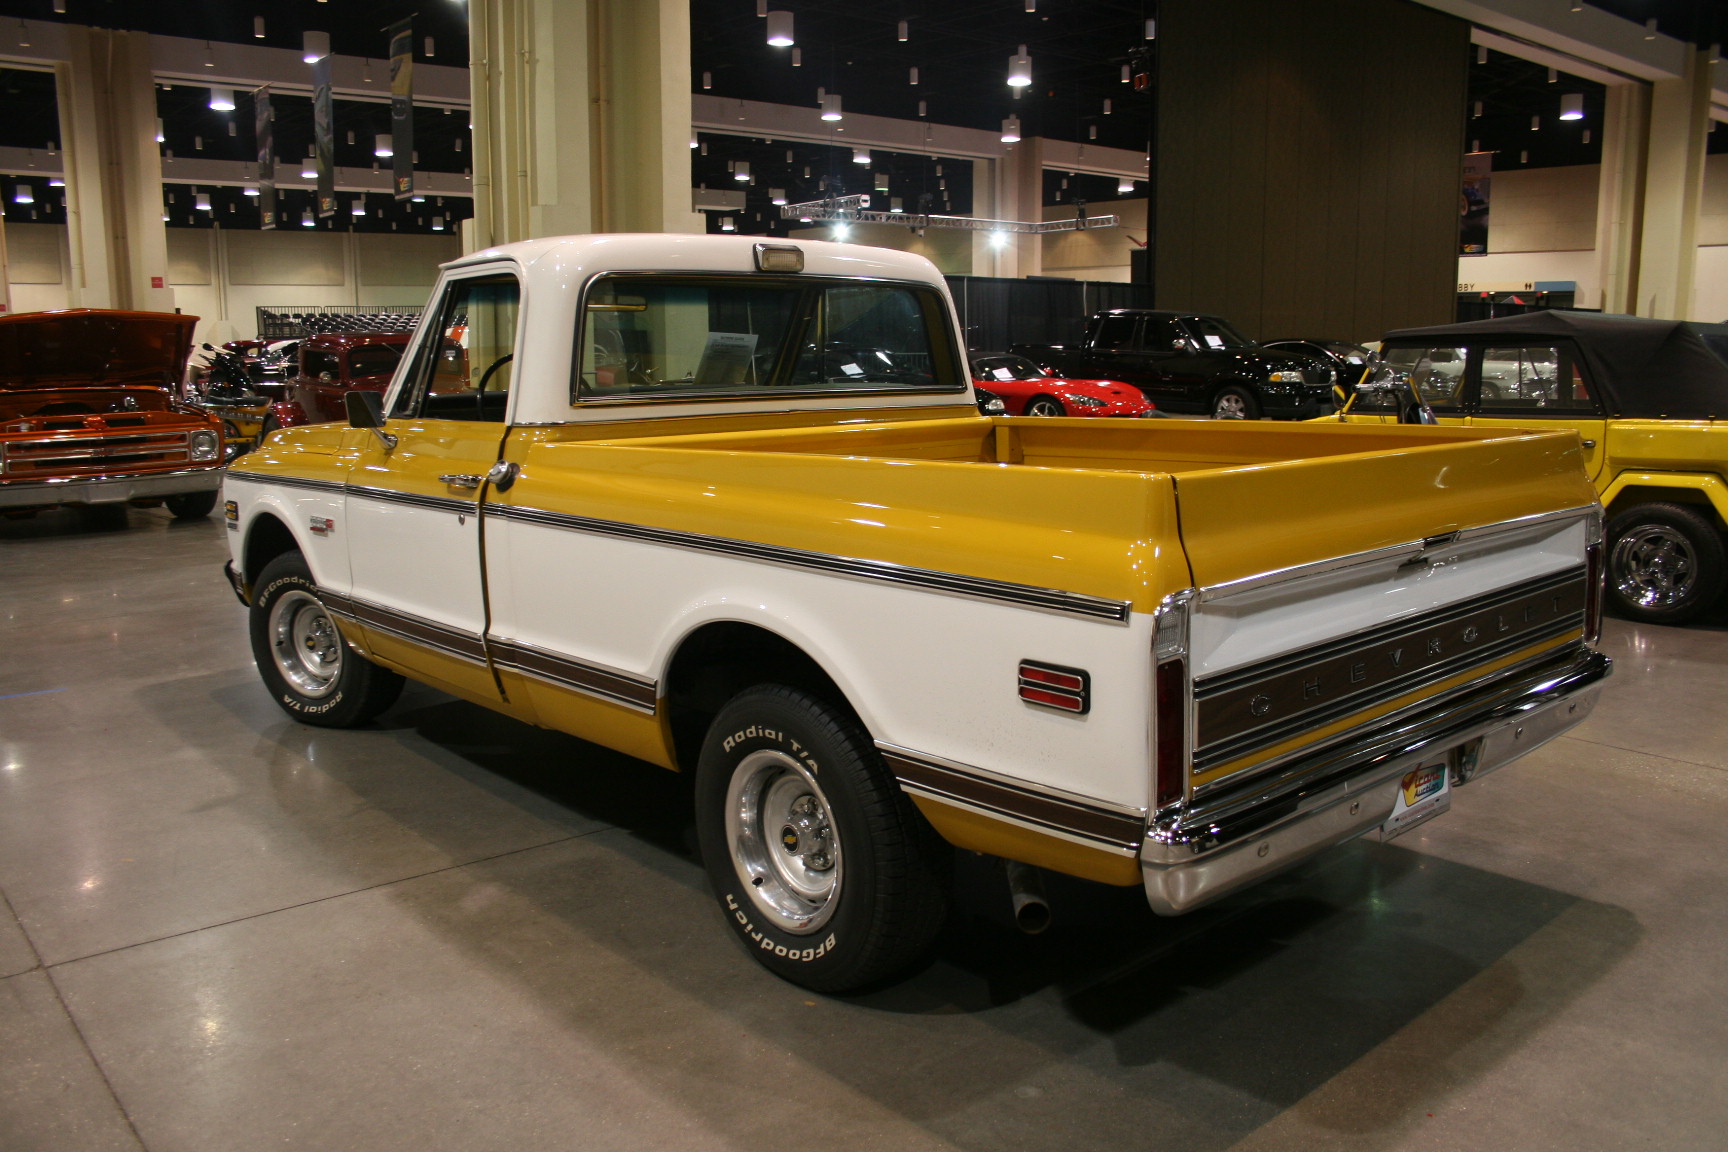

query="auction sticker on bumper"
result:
[1382,761,1452,841]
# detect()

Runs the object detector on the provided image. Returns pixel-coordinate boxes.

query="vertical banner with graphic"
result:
[388,18,415,201]
[311,55,337,218]
[255,85,276,230]
[1460,151,1492,256]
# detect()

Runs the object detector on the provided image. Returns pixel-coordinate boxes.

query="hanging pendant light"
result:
[155,118,166,143]
[909,66,919,85]
[1007,46,1032,88]
[820,94,843,121]
[766,11,793,47]
[792,47,801,66]
[1559,93,1585,120]
[14,184,34,204]
[351,198,365,216]
[898,20,909,41]
[770,188,787,205]
[374,133,393,157]
[301,209,315,227]
[733,160,751,182]
[301,151,318,179]
[852,148,870,165]
[302,31,329,63]
[243,185,259,196]
[1118,177,1135,193]
[195,192,212,211]
[208,87,235,111]
[1000,116,1021,143]
[253,16,265,38]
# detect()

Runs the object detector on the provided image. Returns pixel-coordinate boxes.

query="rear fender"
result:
[1600,472,1728,527]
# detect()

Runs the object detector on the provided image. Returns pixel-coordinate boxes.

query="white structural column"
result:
[55,26,174,311]
[468,0,702,249]
[994,137,1044,280]
[1635,47,1713,319]
[1594,82,1649,315]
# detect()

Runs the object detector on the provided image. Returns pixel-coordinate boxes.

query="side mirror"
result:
[345,390,397,450]
[202,342,215,351]
[1172,338,1190,352]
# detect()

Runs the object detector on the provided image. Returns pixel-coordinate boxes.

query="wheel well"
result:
[243,513,301,585]
[1606,487,1727,534]
[663,622,852,771]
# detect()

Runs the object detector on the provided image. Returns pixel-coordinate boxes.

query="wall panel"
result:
[1156,0,1469,342]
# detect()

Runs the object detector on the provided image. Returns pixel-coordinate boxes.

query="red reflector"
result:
[1020,685,1084,712]
[1018,660,1090,714]
[1155,659,1187,810]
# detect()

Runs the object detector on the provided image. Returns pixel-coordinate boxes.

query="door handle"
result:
[1581,439,1597,449]
[439,473,482,489]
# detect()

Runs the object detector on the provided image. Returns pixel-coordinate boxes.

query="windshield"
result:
[576,276,958,401]
[1184,316,1255,350]
[972,355,1047,382]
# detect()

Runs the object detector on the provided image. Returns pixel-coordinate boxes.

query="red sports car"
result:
[971,354,1156,418]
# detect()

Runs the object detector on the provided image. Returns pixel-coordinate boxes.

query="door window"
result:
[1184,316,1255,350]
[1379,345,1468,413]
[301,350,341,381]
[1142,316,1190,352]
[393,273,521,422]
[1475,345,1600,414]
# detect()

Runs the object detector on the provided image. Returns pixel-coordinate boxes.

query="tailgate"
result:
[1172,426,1599,792]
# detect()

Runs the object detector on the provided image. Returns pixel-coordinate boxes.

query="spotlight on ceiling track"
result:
[766,11,793,47]
[209,87,235,111]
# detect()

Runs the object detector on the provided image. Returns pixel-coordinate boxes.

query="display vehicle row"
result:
[220,234,1610,991]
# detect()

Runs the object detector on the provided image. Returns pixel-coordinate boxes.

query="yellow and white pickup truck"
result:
[221,234,1611,991]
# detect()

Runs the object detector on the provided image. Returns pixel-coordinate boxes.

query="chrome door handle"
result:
[439,473,482,489]
[1581,439,1597,449]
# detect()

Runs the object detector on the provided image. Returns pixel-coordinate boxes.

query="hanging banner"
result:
[255,85,276,230]
[1460,151,1492,256]
[388,18,415,201]
[311,55,337,218]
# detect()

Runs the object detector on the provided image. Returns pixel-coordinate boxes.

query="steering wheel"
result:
[474,353,513,418]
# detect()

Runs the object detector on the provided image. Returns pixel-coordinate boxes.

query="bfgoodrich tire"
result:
[249,552,404,727]
[695,685,949,992]
[1604,502,1727,625]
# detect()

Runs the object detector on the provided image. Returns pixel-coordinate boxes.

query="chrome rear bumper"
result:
[1140,644,1610,915]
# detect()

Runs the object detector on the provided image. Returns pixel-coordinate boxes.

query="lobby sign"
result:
[256,85,276,230]
[388,19,415,201]
[312,56,337,218]
[1460,151,1491,255]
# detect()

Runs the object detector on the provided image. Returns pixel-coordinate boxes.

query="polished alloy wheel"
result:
[269,590,343,697]
[1025,398,1065,417]
[725,749,842,934]
[1611,524,1697,608]
[1213,392,1248,419]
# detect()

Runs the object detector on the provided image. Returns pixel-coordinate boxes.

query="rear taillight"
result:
[1155,658,1188,809]
[1152,590,1196,814]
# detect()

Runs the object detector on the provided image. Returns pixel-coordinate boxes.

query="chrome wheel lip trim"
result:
[725,748,842,936]
[270,589,342,698]
[1611,525,1696,608]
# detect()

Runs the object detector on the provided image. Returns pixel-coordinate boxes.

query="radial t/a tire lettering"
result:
[248,552,404,727]
[694,685,949,992]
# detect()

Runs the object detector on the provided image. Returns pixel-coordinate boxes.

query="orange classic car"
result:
[0,309,225,520]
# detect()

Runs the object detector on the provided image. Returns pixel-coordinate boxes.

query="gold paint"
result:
[910,797,1143,886]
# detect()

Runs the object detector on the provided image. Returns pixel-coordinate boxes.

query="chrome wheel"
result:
[268,590,343,697]
[1213,392,1249,419]
[1025,398,1065,417]
[724,749,841,934]
[1611,524,1697,609]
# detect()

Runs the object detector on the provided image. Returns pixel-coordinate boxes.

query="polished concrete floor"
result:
[2,505,1725,1152]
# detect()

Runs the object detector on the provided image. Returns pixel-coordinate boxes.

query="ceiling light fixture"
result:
[1007,45,1032,87]
[155,118,165,143]
[918,100,927,117]
[791,47,801,66]
[765,11,793,47]
[1582,129,1592,143]
[702,71,712,89]
[1118,177,1135,193]
[1560,93,1584,120]
[1531,115,1541,130]
[301,210,315,227]
[351,199,364,215]
[424,36,435,57]
[820,94,842,121]
[432,215,445,231]
[49,176,64,187]
[734,161,750,181]
[1103,98,1112,115]
[909,66,919,85]
[375,134,393,157]
[898,20,908,42]
[690,133,699,149]
[13,184,33,204]
[209,86,235,111]
[1120,64,1130,83]
[195,192,212,211]
[253,16,265,38]
[853,148,870,165]
[770,188,787,205]
[301,151,318,179]
[1473,100,1482,118]
[1000,116,1021,143]
[243,185,259,196]
[1145,18,1156,39]
[1644,17,1657,39]
[302,31,330,63]
[1476,45,1487,64]
[1547,67,1558,83]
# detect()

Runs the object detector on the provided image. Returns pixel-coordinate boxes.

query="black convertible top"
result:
[1382,311,1728,419]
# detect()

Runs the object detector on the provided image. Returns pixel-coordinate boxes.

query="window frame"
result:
[567,271,967,408]
[389,265,525,423]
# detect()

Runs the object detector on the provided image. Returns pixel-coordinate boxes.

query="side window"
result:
[1090,314,1139,350]
[1381,345,1468,412]
[1476,345,1600,414]
[393,273,521,422]
[1142,316,1189,352]
[301,350,341,381]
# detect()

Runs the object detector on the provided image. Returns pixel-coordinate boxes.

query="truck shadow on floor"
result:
[179,676,1642,1152]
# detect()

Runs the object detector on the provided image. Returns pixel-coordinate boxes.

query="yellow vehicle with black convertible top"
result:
[1335,311,1728,624]
[220,234,1611,991]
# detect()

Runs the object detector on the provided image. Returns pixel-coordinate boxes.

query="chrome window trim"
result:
[567,268,970,409]
[1197,504,1597,603]
[224,470,346,495]
[345,483,474,516]
[485,500,1133,623]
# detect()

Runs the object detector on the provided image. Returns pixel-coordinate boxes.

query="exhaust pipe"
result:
[1003,859,1052,935]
